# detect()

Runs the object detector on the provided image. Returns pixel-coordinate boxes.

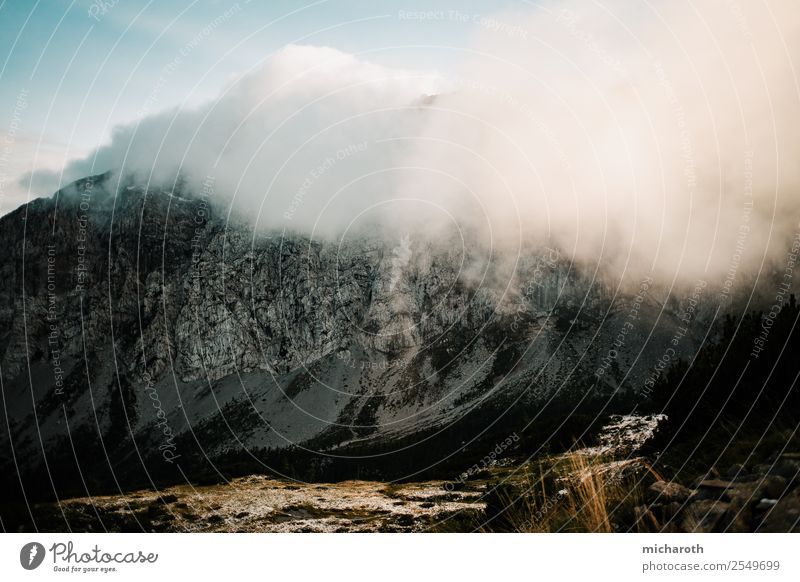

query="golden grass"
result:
[563,452,613,532]
[486,452,661,532]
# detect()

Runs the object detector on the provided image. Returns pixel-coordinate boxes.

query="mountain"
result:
[1,173,713,502]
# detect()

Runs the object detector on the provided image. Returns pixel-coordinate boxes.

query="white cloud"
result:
[32,1,800,285]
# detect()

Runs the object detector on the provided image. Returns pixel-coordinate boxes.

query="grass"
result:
[563,453,614,532]
[482,451,661,532]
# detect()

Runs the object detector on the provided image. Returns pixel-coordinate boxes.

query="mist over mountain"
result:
[25,0,800,287]
[2,0,800,534]
[0,168,789,501]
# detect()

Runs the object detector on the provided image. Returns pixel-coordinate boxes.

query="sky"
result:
[0,0,524,214]
[1,0,798,288]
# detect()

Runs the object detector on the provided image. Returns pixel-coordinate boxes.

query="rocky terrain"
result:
[0,173,717,503]
[10,404,799,533]
[636,454,800,533]
[6,173,800,536]
[17,413,661,532]
[25,475,485,533]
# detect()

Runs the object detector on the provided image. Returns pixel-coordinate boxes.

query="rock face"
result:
[0,174,707,494]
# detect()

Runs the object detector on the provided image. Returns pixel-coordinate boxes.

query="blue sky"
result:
[0,0,531,212]
[2,0,797,285]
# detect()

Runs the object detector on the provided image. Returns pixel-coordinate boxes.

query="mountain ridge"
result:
[0,174,730,499]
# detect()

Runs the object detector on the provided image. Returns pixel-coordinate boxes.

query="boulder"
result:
[723,476,786,507]
[751,463,773,477]
[726,463,746,480]
[755,498,779,512]
[758,488,800,532]
[753,475,788,499]
[772,455,800,484]
[695,479,735,500]
[681,499,730,533]
[690,468,721,488]
[647,480,693,504]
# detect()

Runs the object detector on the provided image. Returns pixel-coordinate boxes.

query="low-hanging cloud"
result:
[40,0,800,286]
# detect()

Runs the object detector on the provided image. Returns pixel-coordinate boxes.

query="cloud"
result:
[42,1,800,286]
[54,44,441,236]
[1,134,85,215]
[405,0,800,283]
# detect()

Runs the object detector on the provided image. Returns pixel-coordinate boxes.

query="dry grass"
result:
[485,452,660,532]
[563,453,614,532]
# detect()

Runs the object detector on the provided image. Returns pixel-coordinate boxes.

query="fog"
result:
[39,0,800,286]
